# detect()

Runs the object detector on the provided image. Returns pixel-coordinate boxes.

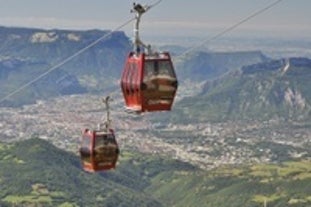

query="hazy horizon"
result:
[0,0,310,39]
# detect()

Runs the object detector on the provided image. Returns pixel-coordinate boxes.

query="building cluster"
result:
[0,94,310,170]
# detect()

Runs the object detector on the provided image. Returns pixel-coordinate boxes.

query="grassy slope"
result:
[0,138,310,207]
[147,160,311,207]
[0,139,166,207]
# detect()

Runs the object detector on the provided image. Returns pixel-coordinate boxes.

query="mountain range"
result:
[170,57,311,123]
[175,50,268,81]
[0,26,130,106]
[2,26,311,125]
[0,26,269,108]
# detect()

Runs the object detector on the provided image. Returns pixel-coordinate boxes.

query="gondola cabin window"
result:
[158,60,175,77]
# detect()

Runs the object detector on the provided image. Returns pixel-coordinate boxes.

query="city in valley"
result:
[1,92,310,170]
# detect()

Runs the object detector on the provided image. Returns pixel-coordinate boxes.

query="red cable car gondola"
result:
[79,96,119,172]
[121,3,178,113]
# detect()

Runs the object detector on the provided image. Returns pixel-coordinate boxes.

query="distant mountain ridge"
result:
[0,26,131,106]
[241,57,311,74]
[1,24,310,124]
[176,50,268,81]
[0,25,279,108]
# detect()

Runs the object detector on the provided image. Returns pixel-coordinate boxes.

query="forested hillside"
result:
[0,138,310,207]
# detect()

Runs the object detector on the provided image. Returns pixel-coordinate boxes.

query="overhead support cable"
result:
[180,0,284,57]
[0,18,131,104]
[0,0,284,104]
[0,0,163,105]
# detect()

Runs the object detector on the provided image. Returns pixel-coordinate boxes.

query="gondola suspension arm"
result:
[132,2,152,55]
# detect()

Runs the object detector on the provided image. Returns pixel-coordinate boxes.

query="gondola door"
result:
[79,129,95,172]
[121,52,144,112]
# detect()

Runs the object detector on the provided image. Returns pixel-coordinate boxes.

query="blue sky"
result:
[0,0,310,38]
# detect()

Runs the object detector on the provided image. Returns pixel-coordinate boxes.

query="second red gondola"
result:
[79,96,119,172]
[79,128,119,172]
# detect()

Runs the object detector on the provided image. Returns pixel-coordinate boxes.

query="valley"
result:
[0,25,310,207]
[1,91,310,170]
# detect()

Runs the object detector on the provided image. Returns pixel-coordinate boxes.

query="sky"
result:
[0,0,310,39]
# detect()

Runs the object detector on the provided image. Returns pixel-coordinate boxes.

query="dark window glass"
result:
[158,60,175,77]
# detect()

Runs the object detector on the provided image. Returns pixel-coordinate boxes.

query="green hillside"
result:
[146,160,311,207]
[0,138,194,207]
[0,138,310,207]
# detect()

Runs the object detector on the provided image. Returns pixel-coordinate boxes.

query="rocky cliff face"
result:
[174,57,311,122]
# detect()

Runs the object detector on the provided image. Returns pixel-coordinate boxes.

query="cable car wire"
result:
[0,18,135,103]
[0,0,163,105]
[179,0,284,57]
[0,18,132,104]
[0,0,283,105]
[149,0,162,8]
